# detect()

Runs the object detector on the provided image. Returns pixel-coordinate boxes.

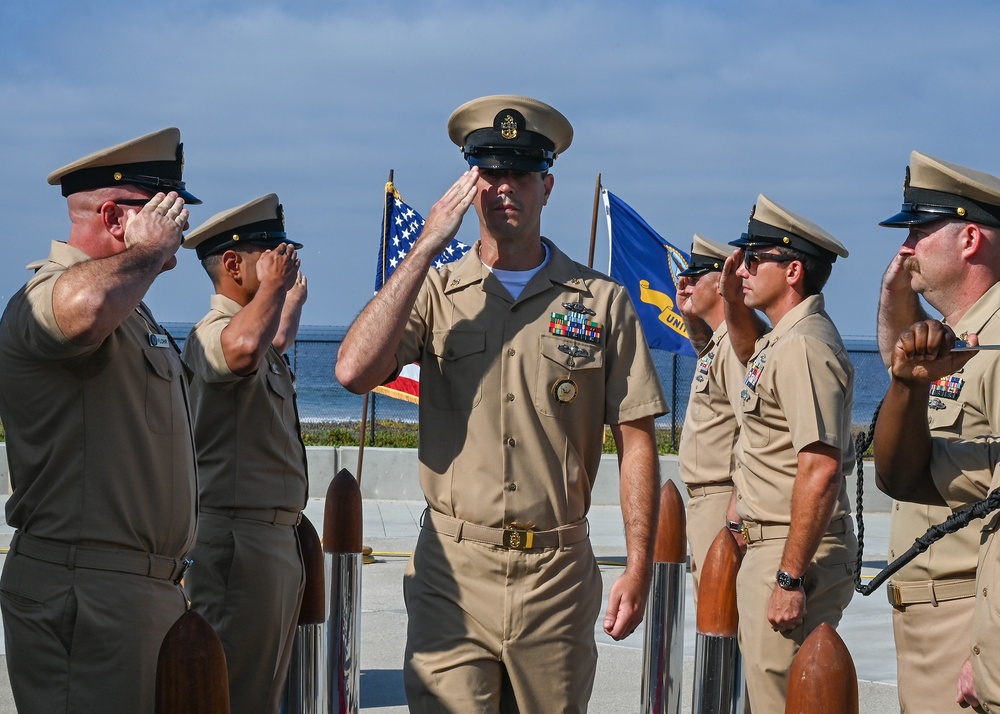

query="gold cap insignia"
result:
[500,114,518,140]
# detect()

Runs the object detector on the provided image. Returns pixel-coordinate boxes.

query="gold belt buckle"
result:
[887,583,903,608]
[503,528,534,550]
[741,522,754,545]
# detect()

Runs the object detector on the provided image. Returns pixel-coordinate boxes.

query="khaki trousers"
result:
[187,513,304,714]
[403,526,602,713]
[736,531,856,713]
[685,483,733,602]
[892,591,983,713]
[0,549,188,714]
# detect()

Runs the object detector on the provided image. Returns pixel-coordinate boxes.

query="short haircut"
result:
[772,246,832,296]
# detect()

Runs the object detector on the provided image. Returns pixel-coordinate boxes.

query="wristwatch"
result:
[775,570,804,590]
[726,519,743,533]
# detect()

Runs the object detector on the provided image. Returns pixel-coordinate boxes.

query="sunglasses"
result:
[743,250,796,272]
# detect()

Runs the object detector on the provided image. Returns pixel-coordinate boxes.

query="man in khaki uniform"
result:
[182,194,309,714]
[676,233,748,597]
[874,321,1000,712]
[719,195,856,713]
[0,128,199,713]
[875,152,1000,713]
[336,95,667,713]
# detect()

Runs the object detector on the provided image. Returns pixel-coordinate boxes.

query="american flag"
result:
[374,181,472,293]
[373,180,472,403]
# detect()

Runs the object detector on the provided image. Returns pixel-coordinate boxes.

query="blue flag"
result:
[603,189,695,357]
[374,181,472,293]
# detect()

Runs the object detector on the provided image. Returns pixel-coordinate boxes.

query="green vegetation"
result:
[303,421,680,454]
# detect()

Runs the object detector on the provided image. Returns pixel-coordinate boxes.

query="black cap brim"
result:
[879,209,944,228]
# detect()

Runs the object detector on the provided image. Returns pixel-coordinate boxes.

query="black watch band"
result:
[776,570,804,590]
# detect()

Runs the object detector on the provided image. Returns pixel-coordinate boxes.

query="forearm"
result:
[779,446,843,576]
[876,283,926,368]
[273,298,304,354]
[221,283,287,375]
[874,379,941,503]
[612,417,660,585]
[682,312,713,354]
[52,245,168,345]
[336,241,436,393]
[723,298,765,364]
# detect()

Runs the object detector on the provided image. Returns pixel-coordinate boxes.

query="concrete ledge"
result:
[0,444,892,513]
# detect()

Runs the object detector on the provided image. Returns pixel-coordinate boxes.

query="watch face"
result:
[776,570,802,589]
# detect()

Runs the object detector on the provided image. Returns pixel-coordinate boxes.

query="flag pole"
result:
[587,172,602,269]
[356,168,395,484]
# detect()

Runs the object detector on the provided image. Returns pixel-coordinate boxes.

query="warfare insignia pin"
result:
[552,378,578,404]
[561,302,596,316]
[928,398,947,410]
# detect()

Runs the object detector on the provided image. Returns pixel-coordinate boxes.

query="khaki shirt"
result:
[0,241,197,557]
[183,294,308,512]
[394,238,668,531]
[890,282,1000,581]
[678,321,743,486]
[734,294,855,525]
[926,436,1000,709]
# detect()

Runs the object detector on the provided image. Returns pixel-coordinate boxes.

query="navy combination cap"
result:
[447,95,573,173]
[731,194,848,263]
[678,233,731,277]
[880,151,1000,229]
[183,194,302,260]
[47,127,201,204]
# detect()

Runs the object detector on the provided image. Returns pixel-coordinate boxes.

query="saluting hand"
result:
[286,271,308,307]
[415,167,480,255]
[718,249,745,304]
[123,192,188,268]
[256,243,301,293]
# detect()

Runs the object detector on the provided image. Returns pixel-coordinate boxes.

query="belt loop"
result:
[146,553,156,577]
[453,520,465,543]
[271,509,280,526]
[9,531,19,556]
[66,544,76,570]
[928,582,939,607]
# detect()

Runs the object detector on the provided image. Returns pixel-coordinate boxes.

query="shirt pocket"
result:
[740,389,770,448]
[265,369,296,437]
[142,346,183,435]
[425,329,486,411]
[534,333,604,419]
[981,512,1000,618]
[689,375,713,422]
[926,398,963,435]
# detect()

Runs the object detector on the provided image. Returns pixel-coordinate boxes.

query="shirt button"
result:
[507,437,516,447]
[985,588,989,597]
[506,393,515,402]
[974,645,981,655]
[507,348,515,357]
[508,483,517,491]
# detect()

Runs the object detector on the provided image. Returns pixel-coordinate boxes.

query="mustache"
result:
[902,257,920,273]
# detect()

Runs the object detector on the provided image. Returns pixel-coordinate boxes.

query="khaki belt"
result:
[11,532,191,583]
[421,509,589,550]
[741,516,851,545]
[685,482,734,498]
[201,506,302,526]
[887,578,977,608]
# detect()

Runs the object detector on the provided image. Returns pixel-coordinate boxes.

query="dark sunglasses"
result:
[743,250,796,271]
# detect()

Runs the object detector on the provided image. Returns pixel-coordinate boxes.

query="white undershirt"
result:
[484,242,551,300]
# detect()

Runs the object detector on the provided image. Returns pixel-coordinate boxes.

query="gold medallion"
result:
[552,378,578,404]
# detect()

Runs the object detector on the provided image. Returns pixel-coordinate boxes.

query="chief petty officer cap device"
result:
[447,95,573,173]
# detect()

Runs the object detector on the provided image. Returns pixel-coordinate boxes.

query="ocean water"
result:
[164,324,890,433]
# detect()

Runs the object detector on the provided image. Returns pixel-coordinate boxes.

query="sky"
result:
[2,0,999,338]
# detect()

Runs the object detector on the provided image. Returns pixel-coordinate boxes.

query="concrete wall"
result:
[0,444,891,512]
